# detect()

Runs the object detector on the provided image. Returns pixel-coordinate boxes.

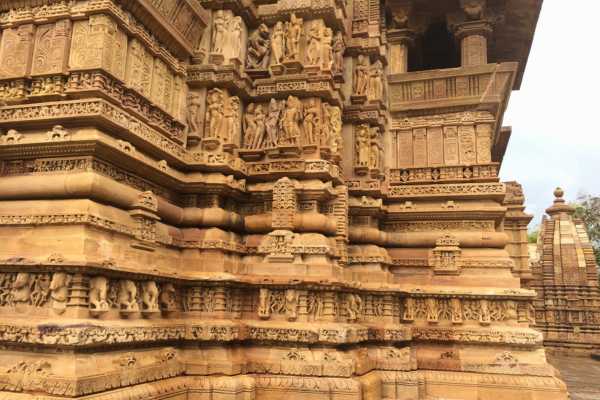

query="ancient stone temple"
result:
[0,0,569,399]
[528,188,600,354]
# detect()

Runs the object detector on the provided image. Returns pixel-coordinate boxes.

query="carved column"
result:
[454,20,493,67]
[387,29,415,74]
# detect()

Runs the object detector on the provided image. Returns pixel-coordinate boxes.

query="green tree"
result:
[573,194,600,267]
[527,230,539,244]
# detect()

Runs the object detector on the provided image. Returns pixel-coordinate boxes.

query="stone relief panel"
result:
[31,19,71,76]
[391,112,495,169]
[69,14,128,82]
[0,24,35,79]
[241,96,342,157]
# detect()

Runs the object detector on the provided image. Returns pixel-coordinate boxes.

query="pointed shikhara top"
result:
[528,188,600,354]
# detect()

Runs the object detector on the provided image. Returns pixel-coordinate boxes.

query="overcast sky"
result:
[500,1,600,229]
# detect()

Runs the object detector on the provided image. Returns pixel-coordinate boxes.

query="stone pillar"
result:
[454,20,493,66]
[387,29,415,74]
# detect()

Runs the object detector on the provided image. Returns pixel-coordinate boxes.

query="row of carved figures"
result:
[0,272,535,325]
[245,14,345,73]
[355,124,383,171]
[187,90,343,151]
[243,97,342,151]
[0,272,176,315]
[353,55,385,101]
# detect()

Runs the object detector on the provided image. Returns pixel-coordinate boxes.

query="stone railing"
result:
[388,63,517,113]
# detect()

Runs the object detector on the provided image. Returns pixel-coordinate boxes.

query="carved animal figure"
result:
[118,280,139,312]
[49,272,72,313]
[141,281,159,312]
[12,272,31,303]
[89,276,109,312]
[159,282,177,310]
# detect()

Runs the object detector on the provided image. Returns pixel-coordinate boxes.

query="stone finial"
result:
[546,186,575,216]
[554,187,565,200]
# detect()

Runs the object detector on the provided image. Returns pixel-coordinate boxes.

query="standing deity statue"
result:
[251,105,267,149]
[322,28,334,70]
[271,21,285,65]
[211,10,227,54]
[206,89,224,139]
[246,24,271,69]
[265,99,282,148]
[285,14,303,61]
[306,24,322,65]
[229,16,243,61]
[280,96,302,145]
[186,93,203,137]
[329,106,343,153]
[368,60,384,101]
[221,96,240,144]
[332,31,345,74]
[353,55,370,96]
[303,99,320,145]
[243,103,257,148]
[356,124,370,167]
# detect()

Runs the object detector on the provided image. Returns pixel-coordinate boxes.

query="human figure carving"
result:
[306,24,322,65]
[368,60,384,101]
[370,129,380,169]
[322,28,333,70]
[303,99,320,145]
[258,288,270,319]
[211,10,227,54]
[285,14,303,61]
[356,124,370,167]
[280,96,302,145]
[354,55,370,96]
[243,103,257,148]
[221,96,240,144]
[251,104,266,149]
[206,89,224,139]
[332,31,345,74]
[265,99,282,148]
[271,21,285,65]
[246,24,271,69]
[186,93,203,137]
[229,16,243,61]
[285,289,298,321]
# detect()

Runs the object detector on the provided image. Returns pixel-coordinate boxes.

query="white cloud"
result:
[500,0,600,226]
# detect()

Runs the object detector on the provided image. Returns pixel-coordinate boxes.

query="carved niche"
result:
[204,88,241,151]
[209,10,245,66]
[31,20,72,76]
[0,24,35,79]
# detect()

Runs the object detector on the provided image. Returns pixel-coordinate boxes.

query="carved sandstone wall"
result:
[0,0,568,399]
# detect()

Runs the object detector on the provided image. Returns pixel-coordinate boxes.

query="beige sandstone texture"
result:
[0,0,570,399]
[528,189,600,355]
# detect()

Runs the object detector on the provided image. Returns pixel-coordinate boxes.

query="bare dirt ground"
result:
[549,355,600,400]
